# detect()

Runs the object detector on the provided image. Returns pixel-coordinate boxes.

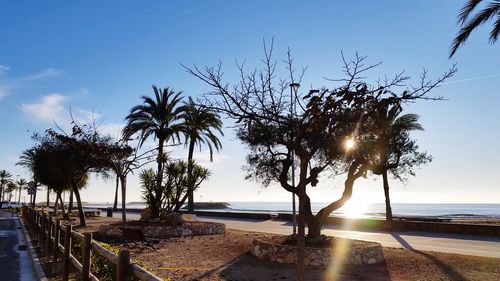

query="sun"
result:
[339,199,369,218]
[344,138,356,151]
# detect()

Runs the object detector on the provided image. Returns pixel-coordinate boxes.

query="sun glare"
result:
[344,138,356,151]
[340,199,368,218]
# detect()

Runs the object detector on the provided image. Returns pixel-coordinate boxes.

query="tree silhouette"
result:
[17,148,42,206]
[367,103,432,221]
[450,0,500,57]
[123,86,185,219]
[181,97,223,213]
[185,42,456,280]
[0,169,12,201]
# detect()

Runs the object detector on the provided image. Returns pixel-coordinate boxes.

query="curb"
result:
[17,212,48,281]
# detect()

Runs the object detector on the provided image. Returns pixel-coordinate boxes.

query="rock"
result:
[161,212,185,226]
[276,258,284,263]
[367,258,377,264]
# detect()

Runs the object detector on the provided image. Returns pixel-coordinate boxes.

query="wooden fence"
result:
[23,207,161,281]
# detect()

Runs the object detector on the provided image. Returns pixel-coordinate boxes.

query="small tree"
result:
[367,103,432,221]
[181,97,223,213]
[140,160,210,218]
[0,169,12,201]
[16,178,27,204]
[185,43,456,280]
[123,86,186,219]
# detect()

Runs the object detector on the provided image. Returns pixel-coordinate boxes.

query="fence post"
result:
[38,213,44,245]
[82,233,92,281]
[62,224,72,281]
[45,216,52,255]
[51,219,60,274]
[117,249,130,281]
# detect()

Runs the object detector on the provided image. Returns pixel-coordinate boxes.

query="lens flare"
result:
[344,138,356,151]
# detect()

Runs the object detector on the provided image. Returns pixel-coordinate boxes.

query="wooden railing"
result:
[22,207,161,281]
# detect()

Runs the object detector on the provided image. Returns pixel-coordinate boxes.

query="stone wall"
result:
[98,221,225,239]
[251,236,384,266]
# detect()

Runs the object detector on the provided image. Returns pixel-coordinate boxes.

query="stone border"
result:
[98,221,225,239]
[251,236,384,266]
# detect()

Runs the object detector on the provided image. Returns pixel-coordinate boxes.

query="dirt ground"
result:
[30,216,500,281]
[118,229,500,281]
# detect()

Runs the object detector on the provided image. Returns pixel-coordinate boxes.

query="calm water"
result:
[84,202,500,219]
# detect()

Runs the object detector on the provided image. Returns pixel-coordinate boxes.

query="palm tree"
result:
[17,148,41,206]
[371,104,424,221]
[450,0,500,57]
[16,178,27,204]
[0,170,13,201]
[181,97,223,212]
[122,85,185,219]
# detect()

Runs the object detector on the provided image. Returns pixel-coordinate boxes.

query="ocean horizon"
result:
[82,202,500,220]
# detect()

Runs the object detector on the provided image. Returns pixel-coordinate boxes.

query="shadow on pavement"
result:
[391,233,467,281]
[212,252,392,281]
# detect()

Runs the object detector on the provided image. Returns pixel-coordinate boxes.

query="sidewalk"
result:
[198,216,500,258]
[0,209,36,281]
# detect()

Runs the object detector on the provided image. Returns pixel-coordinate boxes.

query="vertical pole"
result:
[51,220,60,274]
[117,249,130,281]
[62,224,72,281]
[38,213,44,247]
[45,217,52,255]
[82,233,92,281]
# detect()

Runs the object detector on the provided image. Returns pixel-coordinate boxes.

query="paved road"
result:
[198,216,500,259]
[0,210,35,281]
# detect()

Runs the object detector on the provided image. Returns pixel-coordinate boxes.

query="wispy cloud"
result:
[0,85,10,100]
[0,65,9,76]
[19,93,68,123]
[97,123,124,139]
[0,66,62,100]
[19,68,62,81]
[442,73,500,86]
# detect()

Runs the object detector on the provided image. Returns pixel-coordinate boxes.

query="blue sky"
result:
[0,1,498,205]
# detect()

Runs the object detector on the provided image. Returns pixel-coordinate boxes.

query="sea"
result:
[83,202,500,220]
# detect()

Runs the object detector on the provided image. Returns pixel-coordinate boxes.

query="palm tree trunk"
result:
[152,138,164,219]
[32,183,37,207]
[120,175,127,223]
[113,174,119,211]
[72,185,86,226]
[187,139,195,213]
[382,171,393,221]
[18,186,22,203]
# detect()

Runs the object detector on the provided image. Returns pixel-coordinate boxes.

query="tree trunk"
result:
[59,193,66,214]
[382,171,393,222]
[120,175,127,223]
[32,184,37,207]
[295,159,309,281]
[18,186,22,203]
[187,139,195,213]
[72,185,86,226]
[307,163,365,239]
[68,190,74,213]
[54,192,60,216]
[152,138,165,219]
[113,174,119,211]
[46,186,50,208]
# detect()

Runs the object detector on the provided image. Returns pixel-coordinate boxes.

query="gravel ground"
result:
[123,229,500,281]
[30,216,500,281]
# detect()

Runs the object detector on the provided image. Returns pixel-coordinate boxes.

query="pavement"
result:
[197,216,500,259]
[0,209,36,281]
